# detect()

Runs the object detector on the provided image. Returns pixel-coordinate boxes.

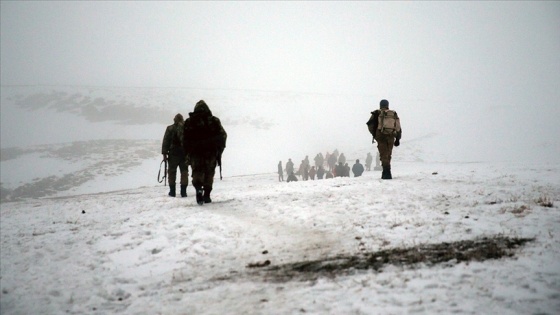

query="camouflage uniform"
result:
[162,114,189,196]
[183,100,227,205]
[366,99,402,179]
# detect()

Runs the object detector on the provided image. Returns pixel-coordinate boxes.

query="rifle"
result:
[158,159,167,185]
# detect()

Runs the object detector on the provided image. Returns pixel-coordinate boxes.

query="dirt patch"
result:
[252,235,533,282]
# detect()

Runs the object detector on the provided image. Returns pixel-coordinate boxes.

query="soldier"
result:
[183,100,227,205]
[366,99,402,179]
[162,113,189,197]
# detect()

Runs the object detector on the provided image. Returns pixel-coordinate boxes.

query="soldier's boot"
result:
[180,185,187,198]
[382,166,392,180]
[194,186,204,205]
[168,184,176,197]
[203,187,212,203]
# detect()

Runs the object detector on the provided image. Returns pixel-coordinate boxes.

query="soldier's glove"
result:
[394,139,400,147]
[162,154,168,161]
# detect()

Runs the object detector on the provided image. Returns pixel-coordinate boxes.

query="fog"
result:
[1,2,560,175]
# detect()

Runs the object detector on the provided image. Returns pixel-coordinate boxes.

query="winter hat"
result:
[174,113,184,123]
[380,99,389,109]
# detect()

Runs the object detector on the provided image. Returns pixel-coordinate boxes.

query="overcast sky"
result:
[2,1,559,103]
[1,1,559,168]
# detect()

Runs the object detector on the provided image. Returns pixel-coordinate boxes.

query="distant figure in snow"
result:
[325,170,334,179]
[314,153,324,168]
[374,152,382,171]
[338,153,346,165]
[303,163,309,181]
[297,160,305,178]
[309,166,316,180]
[365,152,373,171]
[316,165,325,179]
[352,159,365,177]
[285,158,294,177]
[162,113,189,197]
[287,171,298,182]
[335,162,346,178]
[278,161,284,182]
[327,153,337,172]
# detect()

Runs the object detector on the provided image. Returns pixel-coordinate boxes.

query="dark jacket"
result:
[352,162,364,177]
[162,122,185,157]
[287,172,298,182]
[335,163,346,177]
[183,101,227,158]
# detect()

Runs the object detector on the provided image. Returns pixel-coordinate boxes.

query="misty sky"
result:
[2,2,559,103]
[1,1,560,169]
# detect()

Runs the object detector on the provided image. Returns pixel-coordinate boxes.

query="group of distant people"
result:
[279,98,401,182]
[278,150,372,182]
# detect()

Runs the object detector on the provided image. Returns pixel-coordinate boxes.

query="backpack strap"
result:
[380,110,386,133]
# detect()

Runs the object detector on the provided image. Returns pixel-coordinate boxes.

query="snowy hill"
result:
[1,85,559,314]
[1,161,559,314]
[2,85,558,202]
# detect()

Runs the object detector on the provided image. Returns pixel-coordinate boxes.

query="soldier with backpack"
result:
[366,99,402,179]
[162,113,189,197]
[183,100,227,205]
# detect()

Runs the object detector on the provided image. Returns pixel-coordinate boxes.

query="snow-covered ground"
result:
[1,85,559,314]
[1,161,559,314]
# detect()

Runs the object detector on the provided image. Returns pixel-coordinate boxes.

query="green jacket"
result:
[162,122,185,156]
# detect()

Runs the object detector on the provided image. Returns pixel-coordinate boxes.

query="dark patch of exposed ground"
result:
[246,235,534,282]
